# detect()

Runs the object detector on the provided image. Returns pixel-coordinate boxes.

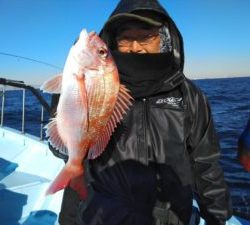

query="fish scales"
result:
[87,72,119,139]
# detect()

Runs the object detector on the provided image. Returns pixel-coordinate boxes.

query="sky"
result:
[0,0,250,85]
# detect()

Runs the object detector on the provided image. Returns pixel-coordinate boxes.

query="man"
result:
[53,0,232,224]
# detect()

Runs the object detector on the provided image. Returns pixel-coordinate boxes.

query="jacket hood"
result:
[101,0,184,70]
[100,0,185,95]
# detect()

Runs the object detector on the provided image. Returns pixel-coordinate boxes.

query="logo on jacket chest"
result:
[155,97,183,108]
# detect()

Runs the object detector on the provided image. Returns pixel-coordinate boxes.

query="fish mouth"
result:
[73,30,99,71]
[88,31,96,39]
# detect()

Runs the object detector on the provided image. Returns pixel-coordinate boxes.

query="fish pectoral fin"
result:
[40,73,63,94]
[88,84,133,160]
[45,118,68,156]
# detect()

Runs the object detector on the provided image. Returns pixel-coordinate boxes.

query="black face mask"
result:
[111,51,178,98]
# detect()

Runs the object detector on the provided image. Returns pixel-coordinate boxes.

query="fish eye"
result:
[98,47,108,58]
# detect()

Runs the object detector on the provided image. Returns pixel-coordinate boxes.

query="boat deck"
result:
[0,126,64,225]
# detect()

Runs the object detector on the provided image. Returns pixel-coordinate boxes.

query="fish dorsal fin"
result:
[88,84,133,159]
[40,74,62,94]
[45,118,68,156]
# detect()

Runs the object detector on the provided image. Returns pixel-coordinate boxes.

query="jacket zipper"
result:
[142,98,149,164]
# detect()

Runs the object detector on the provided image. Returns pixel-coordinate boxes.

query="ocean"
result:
[1,76,250,220]
[194,77,250,219]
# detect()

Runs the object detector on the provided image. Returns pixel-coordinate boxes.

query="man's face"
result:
[116,26,160,54]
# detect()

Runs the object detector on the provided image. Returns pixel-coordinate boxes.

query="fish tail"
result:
[45,164,85,197]
[69,174,88,200]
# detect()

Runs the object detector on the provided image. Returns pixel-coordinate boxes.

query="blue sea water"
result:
[0,76,250,220]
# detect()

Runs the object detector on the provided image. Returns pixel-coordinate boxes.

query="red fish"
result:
[40,29,133,199]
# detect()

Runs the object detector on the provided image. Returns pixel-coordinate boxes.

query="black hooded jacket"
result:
[56,1,232,225]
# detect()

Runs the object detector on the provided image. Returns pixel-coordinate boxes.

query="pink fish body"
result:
[41,29,132,198]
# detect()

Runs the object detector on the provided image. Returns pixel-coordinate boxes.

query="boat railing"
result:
[0,77,52,140]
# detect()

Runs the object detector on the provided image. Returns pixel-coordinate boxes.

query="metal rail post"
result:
[21,88,26,133]
[40,106,44,140]
[1,86,5,127]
